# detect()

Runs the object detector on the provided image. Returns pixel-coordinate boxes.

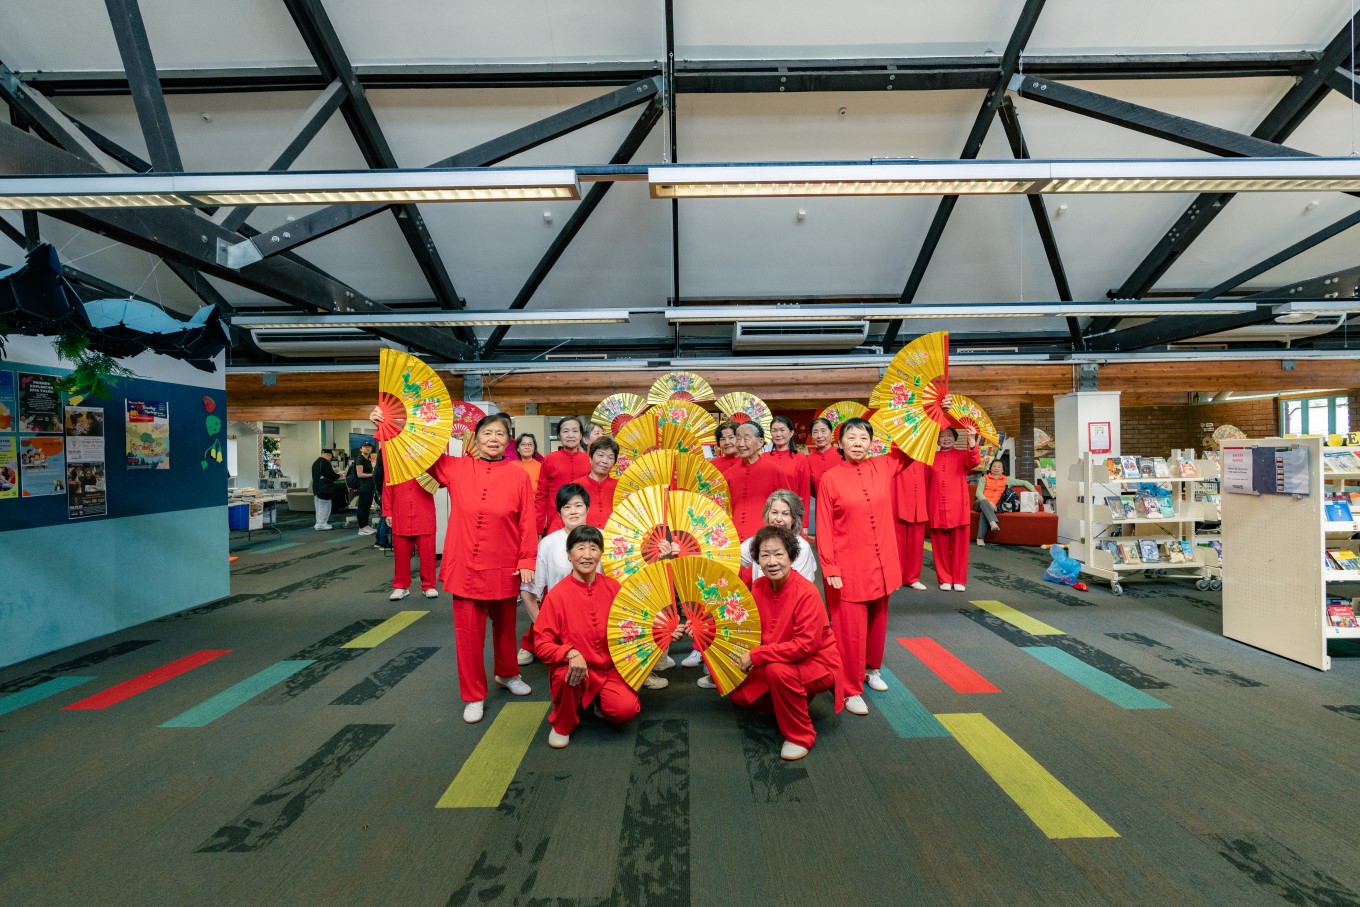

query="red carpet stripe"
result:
[62,650,231,710]
[896,637,1000,694]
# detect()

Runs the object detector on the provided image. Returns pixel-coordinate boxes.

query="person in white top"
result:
[739,489,817,584]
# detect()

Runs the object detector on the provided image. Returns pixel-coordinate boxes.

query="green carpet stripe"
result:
[872,667,951,738]
[1023,647,1171,709]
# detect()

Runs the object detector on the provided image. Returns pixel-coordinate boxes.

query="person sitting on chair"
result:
[974,459,1035,547]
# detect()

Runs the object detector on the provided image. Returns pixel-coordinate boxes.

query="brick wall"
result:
[1191,398,1279,442]
[1120,405,1197,455]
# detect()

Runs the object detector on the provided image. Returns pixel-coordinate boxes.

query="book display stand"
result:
[1222,437,1360,671]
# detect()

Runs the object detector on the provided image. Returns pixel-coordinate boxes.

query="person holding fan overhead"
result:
[765,415,811,530]
[536,416,590,535]
[926,424,981,591]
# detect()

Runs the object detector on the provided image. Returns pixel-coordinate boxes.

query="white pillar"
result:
[1053,391,1122,544]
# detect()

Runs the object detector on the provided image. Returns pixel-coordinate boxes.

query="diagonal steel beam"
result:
[996,98,1083,351]
[241,76,662,260]
[1329,65,1360,99]
[1091,15,1360,334]
[1196,209,1360,299]
[480,99,663,360]
[882,0,1048,348]
[103,0,182,171]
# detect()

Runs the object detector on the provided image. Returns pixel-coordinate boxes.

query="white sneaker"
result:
[358,526,376,536]
[990,522,1000,532]
[844,695,869,715]
[681,650,704,668]
[642,674,669,690]
[547,729,570,749]
[463,700,484,723]
[696,674,717,690]
[940,583,952,591]
[953,584,967,592]
[388,588,410,602]
[865,670,888,692]
[423,588,440,599]
[517,648,535,666]
[314,524,333,531]
[655,654,676,671]
[976,538,986,547]
[909,581,928,591]
[780,741,810,761]
[495,674,532,696]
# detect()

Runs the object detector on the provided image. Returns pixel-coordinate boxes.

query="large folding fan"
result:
[602,486,740,579]
[647,371,715,405]
[613,449,730,512]
[714,391,773,435]
[612,404,716,476]
[869,332,998,464]
[373,348,454,485]
[818,400,869,440]
[592,393,648,434]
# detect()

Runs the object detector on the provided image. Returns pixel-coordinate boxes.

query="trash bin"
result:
[228,502,250,531]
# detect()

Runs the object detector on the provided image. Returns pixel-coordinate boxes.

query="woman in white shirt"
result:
[740,489,817,583]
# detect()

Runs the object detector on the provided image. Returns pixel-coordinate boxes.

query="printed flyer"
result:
[67,461,107,519]
[64,405,106,464]
[0,436,17,500]
[19,435,66,496]
[18,372,62,434]
[126,400,170,469]
[0,371,15,431]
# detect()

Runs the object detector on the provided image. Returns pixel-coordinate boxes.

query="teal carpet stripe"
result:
[1022,647,1171,710]
[0,676,96,716]
[871,667,952,738]
[248,542,301,555]
[160,660,316,727]
[326,534,366,544]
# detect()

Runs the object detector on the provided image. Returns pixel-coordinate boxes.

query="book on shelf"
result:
[1322,450,1360,474]
[1176,457,1200,478]
[1180,540,1196,562]
[1104,496,1128,520]
[1152,457,1172,478]
[1137,493,1162,518]
[1325,551,1343,571]
[1327,602,1360,628]
[1202,539,1223,558]
[1332,550,1360,571]
[1119,542,1141,565]
[1167,542,1185,563]
[1120,456,1141,479]
[1138,539,1161,563]
[1100,540,1121,560]
[1106,458,1124,481]
[1138,457,1157,478]
[1324,500,1356,523]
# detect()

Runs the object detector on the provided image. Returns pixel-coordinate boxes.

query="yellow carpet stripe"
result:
[339,610,428,649]
[437,701,550,808]
[935,713,1119,840]
[970,599,1065,636]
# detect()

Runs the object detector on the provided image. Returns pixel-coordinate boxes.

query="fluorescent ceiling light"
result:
[0,168,581,209]
[665,302,1257,323]
[1273,300,1360,315]
[232,310,629,329]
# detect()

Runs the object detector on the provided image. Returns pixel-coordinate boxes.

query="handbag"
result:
[997,486,1021,513]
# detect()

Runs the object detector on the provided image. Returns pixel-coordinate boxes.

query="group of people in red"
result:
[369,404,980,762]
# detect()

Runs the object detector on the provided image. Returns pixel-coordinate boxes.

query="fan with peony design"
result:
[715,391,773,435]
[612,403,716,476]
[372,348,455,485]
[592,392,648,434]
[613,449,730,512]
[609,558,760,695]
[602,486,740,580]
[818,400,869,441]
[647,371,715,405]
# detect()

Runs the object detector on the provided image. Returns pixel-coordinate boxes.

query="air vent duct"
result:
[731,320,869,351]
[251,328,407,358]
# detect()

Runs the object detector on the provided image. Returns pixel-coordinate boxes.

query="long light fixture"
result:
[664,302,1259,323]
[647,158,1360,198]
[0,168,581,209]
[1273,300,1360,316]
[232,310,630,328]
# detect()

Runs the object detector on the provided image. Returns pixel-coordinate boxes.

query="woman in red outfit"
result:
[815,416,907,717]
[893,454,931,593]
[710,421,741,475]
[536,416,591,535]
[765,415,811,529]
[727,421,785,540]
[579,436,619,528]
[534,525,683,749]
[731,525,844,761]
[805,417,839,538]
[384,475,438,602]
[926,426,981,592]
[373,408,538,725]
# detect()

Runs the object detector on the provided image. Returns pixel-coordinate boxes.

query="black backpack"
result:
[345,463,359,493]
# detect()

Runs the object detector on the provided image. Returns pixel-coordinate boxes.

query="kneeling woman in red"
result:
[731,525,844,761]
[534,526,678,748]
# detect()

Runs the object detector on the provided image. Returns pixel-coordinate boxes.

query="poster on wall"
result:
[0,371,15,431]
[66,461,107,519]
[19,435,66,496]
[0,436,17,500]
[65,405,107,518]
[126,400,170,469]
[18,372,62,433]
[64,405,105,463]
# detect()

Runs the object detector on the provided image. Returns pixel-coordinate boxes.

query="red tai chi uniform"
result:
[578,473,619,528]
[893,457,930,586]
[387,478,437,593]
[729,572,845,749]
[766,448,812,530]
[807,447,840,536]
[536,448,590,535]
[429,453,537,703]
[815,449,907,697]
[727,455,785,540]
[926,445,982,585]
[533,573,640,736]
[710,454,741,477]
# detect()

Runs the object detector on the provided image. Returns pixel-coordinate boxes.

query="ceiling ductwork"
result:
[251,328,408,359]
[731,320,869,351]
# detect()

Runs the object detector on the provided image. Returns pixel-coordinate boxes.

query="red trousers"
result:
[829,594,888,697]
[932,525,971,585]
[730,661,836,748]
[547,666,640,735]
[896,519,927,585]
[451,596,520,702]
[393,533,436,591]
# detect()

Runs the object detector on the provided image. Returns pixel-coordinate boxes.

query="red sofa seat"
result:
[969,510,1058,546]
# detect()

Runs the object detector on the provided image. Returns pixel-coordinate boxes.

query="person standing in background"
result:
[893,452,931,592]
[765,415,811,530]
[354,441,377,536]
[385,472,438,601]
[710,421,741,475]
[311,449,337,531]
[926,426,981,590]
[536,416,590,535]
[806,417,839,539]
[579,436,620,529]
[726,421,784,540]
[514,433,543,490]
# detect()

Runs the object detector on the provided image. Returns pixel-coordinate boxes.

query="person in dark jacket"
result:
[311,449,338,531]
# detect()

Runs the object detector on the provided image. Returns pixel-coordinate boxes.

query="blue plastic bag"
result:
[1042,544,1081,586]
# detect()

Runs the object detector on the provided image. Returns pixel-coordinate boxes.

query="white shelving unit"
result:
[1222,437,1360,670]
[1069,452,1218,596]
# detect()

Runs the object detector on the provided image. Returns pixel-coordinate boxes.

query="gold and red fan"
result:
[714,391,773,435]
[592,392,648,435]
[373,349,455,485]
[609,559,760,695]
[602,486,740,580]
[647,371,715,405]
[449,401,487,438]
[818,400,869,441]
[613,449,731,512]
[612,403,716,476]
[869,332,998,464]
